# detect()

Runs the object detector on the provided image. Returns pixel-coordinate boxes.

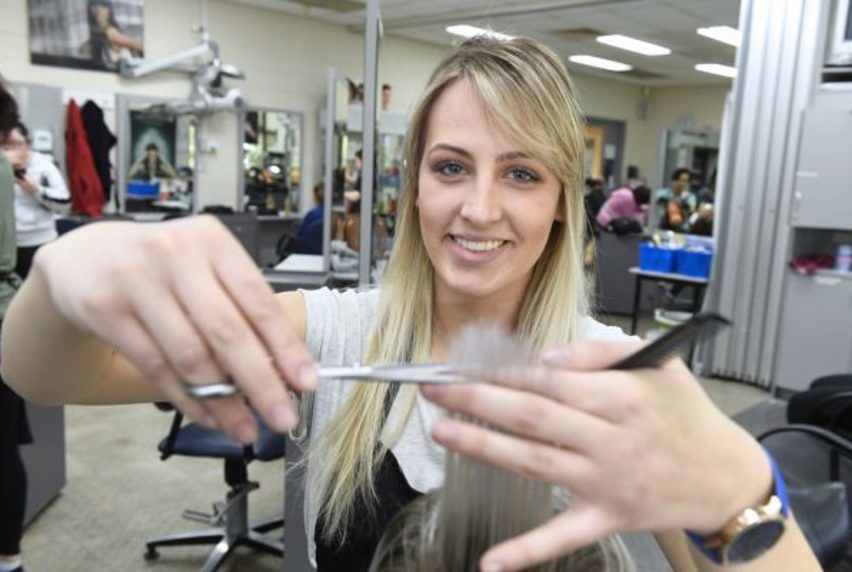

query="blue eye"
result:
[508,168,539,183]
[433,161,465,177]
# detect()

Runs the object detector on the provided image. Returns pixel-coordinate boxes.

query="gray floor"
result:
[20,404,283,572]
[18,313,771,572]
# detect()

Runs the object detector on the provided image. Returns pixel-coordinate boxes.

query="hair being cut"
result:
[308,35,590,545]
[369,326,634,571]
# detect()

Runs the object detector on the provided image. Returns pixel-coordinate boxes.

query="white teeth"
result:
[453,236,504,252]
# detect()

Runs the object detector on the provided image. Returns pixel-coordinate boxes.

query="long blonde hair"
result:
[311,35,589,544]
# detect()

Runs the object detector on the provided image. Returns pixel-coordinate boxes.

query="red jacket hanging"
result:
[65,100,104,216]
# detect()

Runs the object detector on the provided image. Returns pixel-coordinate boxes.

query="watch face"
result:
[725,521,785,564]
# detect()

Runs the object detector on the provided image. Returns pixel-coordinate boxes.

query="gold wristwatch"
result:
[686,452,789,565]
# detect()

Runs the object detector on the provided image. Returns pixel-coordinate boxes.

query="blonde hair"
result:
[310,35,589,544]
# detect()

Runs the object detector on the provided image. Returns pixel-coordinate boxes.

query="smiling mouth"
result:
[451,235,507,252]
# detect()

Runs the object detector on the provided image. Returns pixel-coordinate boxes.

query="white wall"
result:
[1,0,728,208]
[0,0,449,211]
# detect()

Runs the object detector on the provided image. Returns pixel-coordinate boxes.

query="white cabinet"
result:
[792,109,852,230]
[775,272,852,391]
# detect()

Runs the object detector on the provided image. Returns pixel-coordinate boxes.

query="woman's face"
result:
[2,128,29,168]
[417,79,563,305]
[92,5,110,27]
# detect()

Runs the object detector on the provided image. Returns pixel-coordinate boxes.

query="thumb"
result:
[539,339,644,371]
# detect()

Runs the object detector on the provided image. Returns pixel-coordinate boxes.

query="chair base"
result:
[144,518,284,572]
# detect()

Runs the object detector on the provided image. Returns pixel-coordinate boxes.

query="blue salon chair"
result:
[144,406,285,571]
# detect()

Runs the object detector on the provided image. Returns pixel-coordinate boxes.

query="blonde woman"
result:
[1,37,818,571]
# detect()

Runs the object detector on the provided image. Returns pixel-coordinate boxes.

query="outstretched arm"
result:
[1,216,314,444]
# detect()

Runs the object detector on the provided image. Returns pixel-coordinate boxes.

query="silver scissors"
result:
[185,362,479,400]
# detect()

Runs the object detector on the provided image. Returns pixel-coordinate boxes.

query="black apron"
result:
[314,451,421,571]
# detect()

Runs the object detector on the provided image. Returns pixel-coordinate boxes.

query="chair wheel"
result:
[144,547,159,561]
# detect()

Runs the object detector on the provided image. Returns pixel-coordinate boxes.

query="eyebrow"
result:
[427,143,531,163]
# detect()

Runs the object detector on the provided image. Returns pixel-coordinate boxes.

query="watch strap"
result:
[686,448,789,564]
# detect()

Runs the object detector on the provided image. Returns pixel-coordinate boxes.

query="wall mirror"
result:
[240,108,303,215]
[116,94,198,214]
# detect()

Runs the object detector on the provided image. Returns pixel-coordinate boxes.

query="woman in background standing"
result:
[0,76,29,572]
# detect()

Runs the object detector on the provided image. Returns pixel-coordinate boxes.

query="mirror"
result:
[322,70,405,281]
[650,127,720,236]
[116,95,198,214]
[240,109,303,215]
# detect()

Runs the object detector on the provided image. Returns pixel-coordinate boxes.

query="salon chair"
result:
[143,405,285,572]
[756,378,852,570]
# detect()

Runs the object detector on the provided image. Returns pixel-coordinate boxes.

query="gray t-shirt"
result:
[300,286,672,570]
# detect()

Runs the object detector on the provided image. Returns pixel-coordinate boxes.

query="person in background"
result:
[345,149,363,192]
[293,182,325,255]
[595,184,650,231]
[2,123,70,279]
[0,76,28,572]
[381,84,392,111]
[582,178,607,268]
[625,164,645,190]
[652,167,697,232]
[128,143,177,182]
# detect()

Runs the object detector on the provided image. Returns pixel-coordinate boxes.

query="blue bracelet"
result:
[685,448,789,564]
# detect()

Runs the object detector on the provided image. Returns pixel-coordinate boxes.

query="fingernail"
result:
[482,562,504,572]
[420,384,445,399]
[432,418,458,443]
[541,346,572,367]
[233,420,257,444]
[299,365,318,391]
[270,402,296,431]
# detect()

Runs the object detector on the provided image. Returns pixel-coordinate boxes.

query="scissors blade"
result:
[317,363,474,384]
[185,363,478,400]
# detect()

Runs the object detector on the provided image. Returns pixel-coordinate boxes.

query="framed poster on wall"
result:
[28,0,144,72]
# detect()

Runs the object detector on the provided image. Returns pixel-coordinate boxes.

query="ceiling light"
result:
[596,34,671,56]
[446,25,515,41]
[695,63,737,78]
[568,55,632,72]
[697,26,740,47]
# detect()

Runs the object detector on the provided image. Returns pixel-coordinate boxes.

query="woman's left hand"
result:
[421,340,773,572]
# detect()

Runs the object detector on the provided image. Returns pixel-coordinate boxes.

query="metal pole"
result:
[323,68,336,274]
[359,0,380,285]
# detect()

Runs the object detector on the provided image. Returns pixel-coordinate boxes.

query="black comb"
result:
[611,312,731,370]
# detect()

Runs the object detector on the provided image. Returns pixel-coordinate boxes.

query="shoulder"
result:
[300,287,380,363]
[29,152,58,173]
[300,286,379,317]
[577,316,638,342]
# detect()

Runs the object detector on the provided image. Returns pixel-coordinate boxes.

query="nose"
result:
[459,173,502,226]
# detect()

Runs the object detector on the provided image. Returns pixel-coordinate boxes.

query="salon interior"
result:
[2,0,852,570]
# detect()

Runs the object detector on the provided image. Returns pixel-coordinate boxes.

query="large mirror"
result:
[320,69,406,283]
[240,108,303,215]
[116,95,198,215]
[648,127,720,236]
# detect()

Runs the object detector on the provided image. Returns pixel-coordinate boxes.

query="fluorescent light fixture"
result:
[568,54,632,72]
[695,63,737,78]
[596,34,671,56]
[446,25,515,41]
[696,25,740,47]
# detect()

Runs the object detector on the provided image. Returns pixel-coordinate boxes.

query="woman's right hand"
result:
[33,215,317,443]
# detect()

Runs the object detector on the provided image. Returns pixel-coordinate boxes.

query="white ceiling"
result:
[229,0,741,86]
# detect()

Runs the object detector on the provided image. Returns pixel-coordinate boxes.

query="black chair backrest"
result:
[789,385,852,441]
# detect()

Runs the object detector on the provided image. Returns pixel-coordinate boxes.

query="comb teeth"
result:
[612,312,730,370]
